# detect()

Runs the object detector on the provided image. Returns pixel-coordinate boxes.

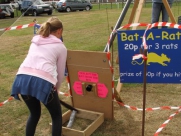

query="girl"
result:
[11,17,67,136]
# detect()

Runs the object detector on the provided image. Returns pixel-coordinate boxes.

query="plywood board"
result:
[66,50,113,119]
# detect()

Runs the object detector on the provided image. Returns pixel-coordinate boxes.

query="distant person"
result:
[11,17,67,136]
[151,0,174,29]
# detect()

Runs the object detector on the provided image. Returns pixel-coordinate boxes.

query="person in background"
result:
[11,17,67,136]
[151,0,174,29]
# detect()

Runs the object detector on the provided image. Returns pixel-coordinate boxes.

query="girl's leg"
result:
[44,90,62,136]
[21,95,41,136]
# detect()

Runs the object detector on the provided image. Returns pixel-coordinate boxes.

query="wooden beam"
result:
[126,0,140,30]
[116,0,141,64]
[132,0,145,30]
[162,0,176,23]
[116,0,145,93]
[61,109,104,136]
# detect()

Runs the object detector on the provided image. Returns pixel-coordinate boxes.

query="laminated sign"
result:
[117,28,181,83]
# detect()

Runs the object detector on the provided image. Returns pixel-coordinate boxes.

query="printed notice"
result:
[117,28,181,83]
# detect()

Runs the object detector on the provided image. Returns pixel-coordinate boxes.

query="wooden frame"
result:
[62,109,104,136]
[50,109,104,136]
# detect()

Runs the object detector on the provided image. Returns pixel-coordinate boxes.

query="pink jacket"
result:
[17,34,67,89]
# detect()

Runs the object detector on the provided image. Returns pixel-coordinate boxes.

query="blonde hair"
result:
[37,17,63,37]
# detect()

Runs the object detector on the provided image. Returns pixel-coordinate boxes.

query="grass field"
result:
[0,2,181,136]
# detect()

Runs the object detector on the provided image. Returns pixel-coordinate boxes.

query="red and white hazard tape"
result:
[1,95,181,136]
[66,76,72,97]
[105,23,149,52]
[142,22,181,50]
[117,23,149,30]
[154,109,181,136]
[116,100,181,135]
[116,100,181,111]
[106,52,115,99]
[1,95,180,112]
[0,90,69,107]
[132,54,147,61]
[0,97,14,107]
[110,22,181,61]
[59,91,70,97]
[0,23,35,32]
[116,22,181,50]
[133,22,181,60]
[1,22,181,136]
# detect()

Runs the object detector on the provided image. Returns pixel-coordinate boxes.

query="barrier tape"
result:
[0,91,69,107]
[115,100,181,135]
[66,76,72,97]
[141,22,181,50]
[109,22,181,60]
[1,94,181,136]
[1,95,180,112]
[133,22,181,60]
[116,23,149,31]
[115,100,181,111]
[0,23,35,32]
[106,52,115,99]
[115,22,181,135]
[58,91,70,97]
[105,23,149,52]
[154,109,181,136]
[1,22,181,135]
[0,97,14,107]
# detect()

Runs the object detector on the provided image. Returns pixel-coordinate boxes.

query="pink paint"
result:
[78,71,98,83]
[73,81,83,95]
[97,83,108,98]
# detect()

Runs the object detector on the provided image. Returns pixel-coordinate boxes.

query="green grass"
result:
[0,3,181,136]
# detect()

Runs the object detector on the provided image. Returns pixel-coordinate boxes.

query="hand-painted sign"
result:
[97,83,108,98]
[73,81,83,95]
[117,28,181,83]
[78,71,99,83]
[73,71,108,98]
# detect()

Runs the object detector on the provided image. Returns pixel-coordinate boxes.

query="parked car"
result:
[0,4,14,19]
[44,0,59,9]
[16,0,23,10]
[52,1,59,8]
[21,0,53,16]
[56,0,92,12]
[10,2,19,9]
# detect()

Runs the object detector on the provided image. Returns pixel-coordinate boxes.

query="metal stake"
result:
[142,49,148,136]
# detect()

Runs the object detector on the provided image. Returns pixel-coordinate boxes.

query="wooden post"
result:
[116,0,145,94]
[126,0,140,30]
[141,49,148,136]
[162,0,176,23]
[132,0,145,30]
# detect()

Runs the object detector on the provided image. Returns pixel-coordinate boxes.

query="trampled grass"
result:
[0,2,181,136]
